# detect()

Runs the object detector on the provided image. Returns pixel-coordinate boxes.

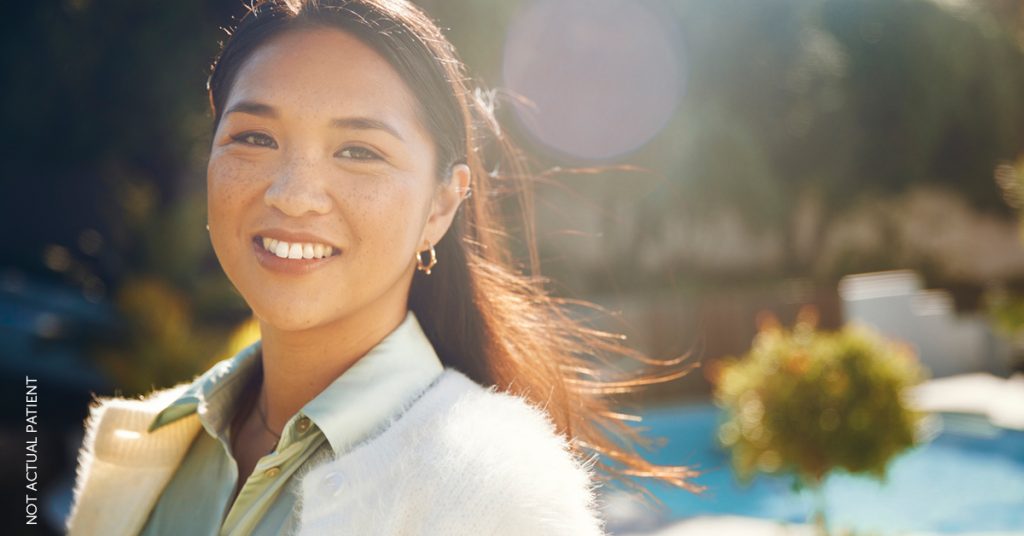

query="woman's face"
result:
[207,27,468,331]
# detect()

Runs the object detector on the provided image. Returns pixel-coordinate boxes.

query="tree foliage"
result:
[713,306,927,486]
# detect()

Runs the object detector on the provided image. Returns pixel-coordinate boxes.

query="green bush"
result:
[714,308,927,484]
[712,307,928,533]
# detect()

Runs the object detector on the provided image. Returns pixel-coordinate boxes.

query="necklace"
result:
[256,388,282,441]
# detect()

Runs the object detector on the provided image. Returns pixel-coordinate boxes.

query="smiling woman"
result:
[63,1,699,535]
[207,26,459,335]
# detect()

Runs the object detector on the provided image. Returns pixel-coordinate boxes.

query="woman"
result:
[65,1,699,534]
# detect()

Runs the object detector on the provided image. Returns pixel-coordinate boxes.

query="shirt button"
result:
[264,466,281,478]
[296,416,311,434]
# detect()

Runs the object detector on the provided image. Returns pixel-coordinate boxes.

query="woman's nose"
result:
[264,154,333,217]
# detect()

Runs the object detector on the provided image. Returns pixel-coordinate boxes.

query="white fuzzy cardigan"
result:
[65,368,608,535]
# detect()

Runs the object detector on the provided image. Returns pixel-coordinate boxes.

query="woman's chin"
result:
[250,304,338,333]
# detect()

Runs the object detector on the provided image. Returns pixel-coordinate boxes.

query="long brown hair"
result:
[208,0,702,498]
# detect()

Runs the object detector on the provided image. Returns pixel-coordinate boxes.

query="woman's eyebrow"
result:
[330,116,405,143]
[224,100,277,118]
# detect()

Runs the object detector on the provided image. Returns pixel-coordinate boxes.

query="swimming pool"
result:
[602,403,1024,534]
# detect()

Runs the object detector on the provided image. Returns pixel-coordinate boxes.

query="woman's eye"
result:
[231,132,277,149]
[336,146,382,161]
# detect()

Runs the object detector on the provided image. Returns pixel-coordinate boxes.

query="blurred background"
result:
[2,0,1024,534]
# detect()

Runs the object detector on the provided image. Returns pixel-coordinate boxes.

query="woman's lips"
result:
[252,236,340,275]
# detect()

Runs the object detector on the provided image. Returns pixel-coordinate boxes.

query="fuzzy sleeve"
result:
[64,384,199,536]
[438,387,609,536]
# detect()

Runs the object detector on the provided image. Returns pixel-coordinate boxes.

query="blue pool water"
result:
[607,403,1024,534]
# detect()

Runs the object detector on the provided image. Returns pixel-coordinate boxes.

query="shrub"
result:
[712,306,928,533]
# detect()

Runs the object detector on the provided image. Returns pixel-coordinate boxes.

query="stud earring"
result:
[415,243,437,275]
[205,223,210,232]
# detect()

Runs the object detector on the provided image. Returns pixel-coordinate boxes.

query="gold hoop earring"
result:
[415,243,437,275]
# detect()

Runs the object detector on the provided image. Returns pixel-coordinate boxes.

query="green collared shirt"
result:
[138,310,444,536]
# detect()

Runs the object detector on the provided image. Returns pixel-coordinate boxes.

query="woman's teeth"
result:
[260,237,335,259]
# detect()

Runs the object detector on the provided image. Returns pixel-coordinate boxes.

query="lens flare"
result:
[502,0,685,161]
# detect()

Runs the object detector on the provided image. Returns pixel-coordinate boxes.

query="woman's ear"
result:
[423,163,471,244]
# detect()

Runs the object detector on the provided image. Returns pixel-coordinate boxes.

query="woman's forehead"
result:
[225,26,420,125]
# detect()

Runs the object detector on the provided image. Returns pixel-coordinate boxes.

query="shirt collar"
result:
[147,338,262,435]
[147,310,444,454]
[301,309,444,454]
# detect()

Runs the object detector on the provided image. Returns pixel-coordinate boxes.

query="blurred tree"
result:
[712,306,928,535]
[623,0,1024,285]
[985,155,1024,372]
[0,0,250,392]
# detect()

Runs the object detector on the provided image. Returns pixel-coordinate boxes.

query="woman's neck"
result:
[254,302,409,433]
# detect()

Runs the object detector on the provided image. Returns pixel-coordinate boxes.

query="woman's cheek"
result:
[207,157,236,206]
[206,158,253,264]
[356,183,421,266]
[378,183,425,244]
[208,158,262,218]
